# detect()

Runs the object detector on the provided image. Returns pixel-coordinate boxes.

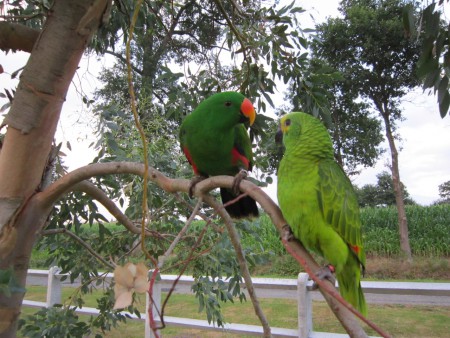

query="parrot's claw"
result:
[189,176,207,198]
[282,224,295,241]
[231,169,248,195]
[312,265,336,289]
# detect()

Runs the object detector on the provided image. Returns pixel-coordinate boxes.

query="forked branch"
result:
[36,162,374,337]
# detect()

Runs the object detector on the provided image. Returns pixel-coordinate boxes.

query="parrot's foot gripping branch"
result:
[231,169,248,195]
[281,224,295,241]
[312,265,336,290]
[188,175,207,198]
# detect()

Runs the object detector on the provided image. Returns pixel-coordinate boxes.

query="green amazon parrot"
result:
[179,91,259,218]
[276,112,367,316]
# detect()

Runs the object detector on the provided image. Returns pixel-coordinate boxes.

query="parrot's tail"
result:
[220,188,259,219]
[336,257,367,317]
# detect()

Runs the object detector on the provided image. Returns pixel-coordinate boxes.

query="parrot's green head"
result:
[276,112,334,158]
[193,91,256,128]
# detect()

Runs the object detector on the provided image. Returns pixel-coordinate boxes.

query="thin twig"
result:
[151,214,213,332]
[72,181,146,235]
[125,0,155,266]
[212,0,252,91]
[172,193,224,233]
[158,197,203,268]
[42,228,114,269]
[160,216,212,317]
[203,195,272,337]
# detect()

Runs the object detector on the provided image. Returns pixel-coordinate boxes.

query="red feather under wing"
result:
[350,244,361,255]
[183,147,200,175]
[231,147,250,170]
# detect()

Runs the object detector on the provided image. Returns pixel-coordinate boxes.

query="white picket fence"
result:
[24,267,450,337]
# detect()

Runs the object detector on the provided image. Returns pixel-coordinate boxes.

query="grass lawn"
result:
[20,286,450,338]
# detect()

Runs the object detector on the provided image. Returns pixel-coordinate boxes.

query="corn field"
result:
[361,204,450,256]
[249,204,450,258]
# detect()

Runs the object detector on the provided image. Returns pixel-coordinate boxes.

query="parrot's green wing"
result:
[317,161,366,268]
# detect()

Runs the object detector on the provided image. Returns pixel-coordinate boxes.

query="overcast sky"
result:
[1,0,449,205]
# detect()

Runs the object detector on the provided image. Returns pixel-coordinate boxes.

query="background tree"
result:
[354,171,416,207]
[311,0,423,259]
[434,180,450,204]
[286,58,385,175]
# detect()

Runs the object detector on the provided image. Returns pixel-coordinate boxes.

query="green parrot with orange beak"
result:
[179,92,258,218]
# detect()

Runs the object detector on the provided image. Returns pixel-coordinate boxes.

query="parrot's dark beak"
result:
[275,128,283,144]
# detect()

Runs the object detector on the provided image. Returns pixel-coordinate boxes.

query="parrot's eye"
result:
[224,101,232,107]
[285,119,291,127]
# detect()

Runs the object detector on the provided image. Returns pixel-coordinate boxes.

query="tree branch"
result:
[157,197,203,269]
[34,162,376,336]
[203,194,271,337]
[72,180,149,235]
[0,22,40,53]
[104,50,143,75]
[37,162,183,210]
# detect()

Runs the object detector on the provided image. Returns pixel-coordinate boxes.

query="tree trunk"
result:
[379,109,412,260]
[0,1,109,336]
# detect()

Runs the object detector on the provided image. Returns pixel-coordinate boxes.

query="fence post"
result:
[298,272,312,338]
[145,271,161,338]
[46,266,62,307]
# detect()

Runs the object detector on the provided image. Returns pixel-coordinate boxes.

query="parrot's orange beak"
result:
[241,98,256,126]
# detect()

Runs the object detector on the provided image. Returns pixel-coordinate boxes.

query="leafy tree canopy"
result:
[355,171,416,207]
[434,180,450,204]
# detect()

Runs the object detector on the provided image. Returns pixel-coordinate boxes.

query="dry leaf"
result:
[113,262,149,309]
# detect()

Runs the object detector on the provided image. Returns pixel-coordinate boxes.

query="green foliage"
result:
[19,307,92,338]
[18,296,137,338]
[404,1,450,118]
[320,0,422,97]
[192,276,238,326]
[354,171,416,207]
[240,216,285,257]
